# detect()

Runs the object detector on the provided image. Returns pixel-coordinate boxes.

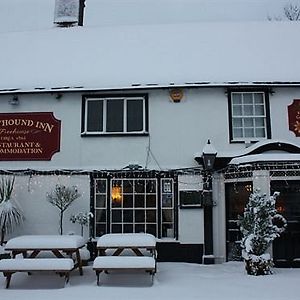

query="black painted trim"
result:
[81,93,149,136]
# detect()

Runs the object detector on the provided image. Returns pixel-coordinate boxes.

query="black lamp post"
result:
[202,139,217,264]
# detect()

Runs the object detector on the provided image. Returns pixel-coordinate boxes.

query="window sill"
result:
[81,132,149,137]
[230,138,267,144]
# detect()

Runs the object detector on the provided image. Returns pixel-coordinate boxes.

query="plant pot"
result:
[244,255,273,276]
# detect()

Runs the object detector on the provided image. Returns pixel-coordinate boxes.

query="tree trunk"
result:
[60,211,63,235]
[0,226,5,246]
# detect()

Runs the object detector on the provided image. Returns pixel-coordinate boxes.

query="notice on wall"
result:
[0,112,61,160]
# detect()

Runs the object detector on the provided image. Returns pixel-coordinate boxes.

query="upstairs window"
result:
[229,91,270,142]
[82,95,148,135]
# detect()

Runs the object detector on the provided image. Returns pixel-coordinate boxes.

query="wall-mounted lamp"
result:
[202,139,217,171]
[9,95,19,105]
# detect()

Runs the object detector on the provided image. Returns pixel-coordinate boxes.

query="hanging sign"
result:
[0,112,61,160]
[288,99,300,137]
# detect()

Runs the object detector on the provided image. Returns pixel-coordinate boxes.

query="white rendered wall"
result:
[6,175,90,240]
[178,175,204,243]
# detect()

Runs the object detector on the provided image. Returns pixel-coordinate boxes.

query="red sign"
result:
[0,112,61,160]
[288,99,300,137]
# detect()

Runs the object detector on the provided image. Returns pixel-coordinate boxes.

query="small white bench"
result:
[0,258,74,288]
[93,256,156,285]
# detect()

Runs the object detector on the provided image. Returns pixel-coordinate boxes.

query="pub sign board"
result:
[0,112,61,160]
[288,99,300,137]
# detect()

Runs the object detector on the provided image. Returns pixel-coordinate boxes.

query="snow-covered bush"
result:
[239,189,287,275]
[70,212,93,236]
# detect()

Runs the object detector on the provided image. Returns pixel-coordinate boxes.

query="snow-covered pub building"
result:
[1,0,300,266]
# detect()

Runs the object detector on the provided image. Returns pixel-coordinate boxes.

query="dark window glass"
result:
[112,210,122,222]
[123,210,133,222]
[106,99,124,132]
[123,224,133,233]
[87,100,103,131]
[127,99,143,132]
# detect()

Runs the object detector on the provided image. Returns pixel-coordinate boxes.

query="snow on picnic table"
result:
[97,233,156,247]
[0,262,299,300]
[5,235,86,250]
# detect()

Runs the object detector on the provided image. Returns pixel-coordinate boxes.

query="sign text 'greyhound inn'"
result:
[0,112,61,160]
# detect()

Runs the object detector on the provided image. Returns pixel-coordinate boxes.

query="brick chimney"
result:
[54,0,85,27]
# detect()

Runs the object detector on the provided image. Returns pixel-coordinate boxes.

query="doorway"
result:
[271,180,300,267]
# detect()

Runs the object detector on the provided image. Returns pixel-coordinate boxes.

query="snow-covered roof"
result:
[1,1,299,93]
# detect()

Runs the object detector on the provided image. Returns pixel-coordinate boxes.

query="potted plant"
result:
[47,184,81,235]
[239,190,287,275]
[0,176,24,246]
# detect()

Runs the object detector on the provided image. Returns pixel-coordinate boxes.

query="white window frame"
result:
[84,96,147,135]
[230,91,267,142]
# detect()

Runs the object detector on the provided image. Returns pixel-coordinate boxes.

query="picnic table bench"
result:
[0,258,74,288]
[93,233,157,285]
[4,235,86,275]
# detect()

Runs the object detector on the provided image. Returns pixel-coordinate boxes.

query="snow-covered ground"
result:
[0,261,299,300]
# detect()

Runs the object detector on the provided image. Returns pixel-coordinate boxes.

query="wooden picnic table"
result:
[96,233,157,257]
[5,235,86,275]
[94,233,157,285]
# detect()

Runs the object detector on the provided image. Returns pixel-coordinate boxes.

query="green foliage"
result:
[47,184,81,235]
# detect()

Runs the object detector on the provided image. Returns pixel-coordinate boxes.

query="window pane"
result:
[162,194,173,207]
[146,195,156,207]
[123,195,133,208]
[135,224,145,233]
[135,195,145,208]
[243,93,253,104]
[123,224,133,233]
[96,195,106,208]
[232,118,242,127]
[96,209,106,222]
[244,118,254,127]
[254,93,264,104]
[146,210,156,222]
[243,105,253,116]
[112,224,122,233]
[162,209,173,222]
[135,210,145,223]
[135,180,145,193]
[87,100,103,131]
[112,210,122,222]
[123,210,133,222]
[255,105,265,115]
[96,224,106,236]
[127,99,144,132]
[255,128,266,137]
[232,105,242,116]
[123,180,133,193]
[233,128,243,138]
[255,117,265,127]
[232,93,242,104]
[96,180,106,193]
[162,223,174,238]
[146,224,156,236]
[146,180,156,193]
[244,128,254,137]
[106,99,124,132]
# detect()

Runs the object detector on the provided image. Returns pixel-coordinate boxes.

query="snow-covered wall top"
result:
[1,20,300,92]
